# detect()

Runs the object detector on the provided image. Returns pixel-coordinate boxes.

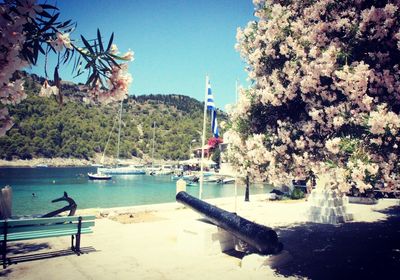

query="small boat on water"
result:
[88,172,112,180]
[154,165,174,175]
[97,165,146,175]
[204,176,220,183]
[35,164,48,168]
[216,177,235,184]
[222,178,235,184]
[171,174,183,180]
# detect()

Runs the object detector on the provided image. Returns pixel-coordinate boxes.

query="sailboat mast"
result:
[100,114,118,165]
[151,121,156,167]
[116,99,123,164]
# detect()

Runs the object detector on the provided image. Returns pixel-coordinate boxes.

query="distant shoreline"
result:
[0,157,152,167]
[0,158,91,167]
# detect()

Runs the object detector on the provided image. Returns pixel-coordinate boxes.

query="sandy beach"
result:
[1,195,399,279]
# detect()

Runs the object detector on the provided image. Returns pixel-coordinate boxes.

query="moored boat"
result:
[97,165,146,175]
[204,175,220,183]
[222,178,235,184]
[88,172,112,180]
[222,177,235,184]
[216,177,235,184]
[154,165,174,175]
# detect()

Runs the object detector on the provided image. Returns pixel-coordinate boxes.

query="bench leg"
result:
[1,241,6,269]
[70,235,81,256]
[71,235,75,252]
[75,234,81,256]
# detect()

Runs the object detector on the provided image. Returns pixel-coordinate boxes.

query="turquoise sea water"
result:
[0,167,272,216]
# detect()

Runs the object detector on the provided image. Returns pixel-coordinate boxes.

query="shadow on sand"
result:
[0,241,97,274]
[273,205,400,279]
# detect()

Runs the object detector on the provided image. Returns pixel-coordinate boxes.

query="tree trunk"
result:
[245,175,250,202]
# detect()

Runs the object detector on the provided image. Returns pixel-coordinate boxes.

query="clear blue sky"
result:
[32,0,255,110]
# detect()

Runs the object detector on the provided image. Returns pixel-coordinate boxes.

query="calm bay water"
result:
[0,167,272,216]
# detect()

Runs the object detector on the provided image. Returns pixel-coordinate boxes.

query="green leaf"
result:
[106,54,121,68]
[97,29,104,53]
[106,32,114,52]
[38,43,45,55]
[109,53,131,61]
[40,4,59,10]
[63,49,70,64]
[41,13,60,32]
[21,47,35,64]
[81,35,95,55]
[86,72,96,86]
[72,55,81,73]
[33,40,39,64]
[57,19,72,29]
[37,9,53,18]
[73,61,84,78]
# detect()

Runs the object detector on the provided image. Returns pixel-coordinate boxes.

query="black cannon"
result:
[176,191,283,255]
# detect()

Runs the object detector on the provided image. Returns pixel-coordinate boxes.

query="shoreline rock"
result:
[0,158,91,167]
[0,156,158,167]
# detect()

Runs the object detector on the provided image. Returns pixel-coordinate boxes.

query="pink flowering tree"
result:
[226,0,400,193]
[207,137,223,149]
[0,0,134,136]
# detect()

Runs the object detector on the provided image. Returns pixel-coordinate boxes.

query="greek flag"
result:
[212,110,219,138]
[206,80,215,110]
[206,80,219,138]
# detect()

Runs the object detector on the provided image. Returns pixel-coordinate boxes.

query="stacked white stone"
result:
[307,189,353,224]
[177,220,235,255]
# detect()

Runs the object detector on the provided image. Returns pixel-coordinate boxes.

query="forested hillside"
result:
[0,74,226,161]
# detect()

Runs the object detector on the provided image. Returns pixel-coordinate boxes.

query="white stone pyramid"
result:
[307,188,353,224]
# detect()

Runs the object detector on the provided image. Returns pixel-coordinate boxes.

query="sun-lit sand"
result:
[3,194,399,279]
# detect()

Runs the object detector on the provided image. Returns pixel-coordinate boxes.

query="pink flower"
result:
[121,50,134,61]
[49,32,72,52]
[16,0,43,18]
[109,44,119,55]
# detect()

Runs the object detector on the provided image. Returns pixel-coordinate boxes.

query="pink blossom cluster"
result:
[86,62,133,105]
[1,0,134,135]
[49,32,73,52]
[0,0,34,135]
[227,0,400,192]
[84,47,133,105]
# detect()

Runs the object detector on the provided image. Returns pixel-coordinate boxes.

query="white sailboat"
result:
[146,122,174,176]
[88,172,112,180]
[147,121,158,175]
[97,100,146,175]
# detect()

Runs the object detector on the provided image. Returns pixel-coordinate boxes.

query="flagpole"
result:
[199,75,209,200]
[234,79,238,213]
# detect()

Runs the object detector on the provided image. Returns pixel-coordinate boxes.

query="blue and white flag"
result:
[206,79,219,138]
[212,110,219,138]
[206,80,215,110]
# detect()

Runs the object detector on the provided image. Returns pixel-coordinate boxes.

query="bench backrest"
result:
[0,216,95,241]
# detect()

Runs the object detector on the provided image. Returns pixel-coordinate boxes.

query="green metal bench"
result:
[0,215,95,268]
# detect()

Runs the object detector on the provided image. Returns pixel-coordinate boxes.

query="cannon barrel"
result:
[176,191,282,255]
